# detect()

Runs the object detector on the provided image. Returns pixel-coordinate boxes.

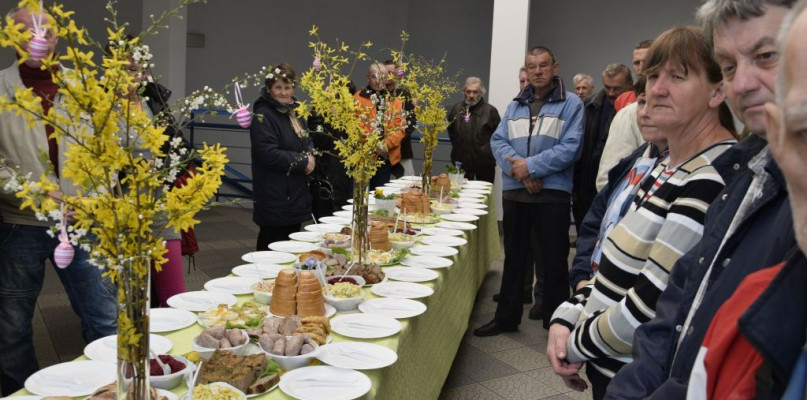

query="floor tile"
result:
[491,346,551,372]
[524,367,576,394]
[439,383,505,400]
[481,372,561,400]
[466,331,525,354]
[452,343,521,382]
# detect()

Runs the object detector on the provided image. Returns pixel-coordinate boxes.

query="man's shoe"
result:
[528,302,545,320]
[492,292,532,304]
[473,320,518,337]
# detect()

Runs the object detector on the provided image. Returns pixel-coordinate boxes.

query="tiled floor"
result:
[31,206,592,400]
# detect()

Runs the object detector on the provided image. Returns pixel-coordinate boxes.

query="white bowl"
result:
[150,355,193,390]
[263,341,320,370]
[191,330,249,360]
[390,240,415,250]
[324,277,366,311]
[251,281,274,305]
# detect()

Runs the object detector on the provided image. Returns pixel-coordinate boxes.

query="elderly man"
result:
[475,46,583,336]
[572,63,631,234]
[383,60,416,178]
[614,39,654,111]
[355,62,406,189]
[602,0,797,398]
[573,73,595,103]
[446,77,501,183]
[519,66,529,91]
[0,7,118,395]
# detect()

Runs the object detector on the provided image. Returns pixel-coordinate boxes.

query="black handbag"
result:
[310,176,335,219]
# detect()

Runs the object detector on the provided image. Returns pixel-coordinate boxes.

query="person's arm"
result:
[480,107,501,162]
[596,104,642,191]
[569,187,608,289]
[565,170,726,364]
[250,108,308,174]
[525,100,584,178]
[382,98,406,151]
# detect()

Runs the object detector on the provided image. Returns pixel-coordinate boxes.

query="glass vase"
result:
[351,181,370,264]
[116,256,151,400]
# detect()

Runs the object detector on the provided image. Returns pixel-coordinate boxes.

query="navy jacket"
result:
[605,135,796,399]
[250,90,313,227]
[568,142,653,290]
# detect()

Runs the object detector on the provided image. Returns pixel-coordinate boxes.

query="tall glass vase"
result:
[117,256,151,400]
[421,157,432,198]
[351,181,370,264]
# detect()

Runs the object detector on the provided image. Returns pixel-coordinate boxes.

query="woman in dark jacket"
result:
[250,63,314,250]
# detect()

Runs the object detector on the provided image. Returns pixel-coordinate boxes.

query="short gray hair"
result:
[464,76,486,95]
[602,63,633,85]
[696,0,796,44]
[775,0,807,105]
[573,73,593,86]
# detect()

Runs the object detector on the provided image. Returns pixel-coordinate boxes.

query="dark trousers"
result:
[463,166,496,184]
[586,363,611,400]
[494,199,570,328]
[527,232,544,298]
[257,224,301,251]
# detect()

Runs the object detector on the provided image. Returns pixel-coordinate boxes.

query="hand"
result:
[523,178,542,194]
[562,374,589,392]
[576,279,590,291]
[547,324,583,377]
[305,155,315,175]
[505,156,530,181]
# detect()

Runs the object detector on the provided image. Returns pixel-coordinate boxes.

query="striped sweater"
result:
[551,140,735,377]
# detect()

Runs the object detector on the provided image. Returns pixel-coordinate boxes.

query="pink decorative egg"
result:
[235,107,252,128]
[313,56,322,71]
[396,66,404,79]
[54,241,74,269]
[464,113,470,123]
[28,36,50,61]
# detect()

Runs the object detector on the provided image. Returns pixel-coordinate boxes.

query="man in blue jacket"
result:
[603,0,797,398]
[474,46,583,336]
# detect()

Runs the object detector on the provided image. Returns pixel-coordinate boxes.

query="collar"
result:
[259,86,297,114]
[514,76,566,105]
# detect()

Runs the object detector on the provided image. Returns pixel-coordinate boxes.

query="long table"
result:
[15,191,501,400]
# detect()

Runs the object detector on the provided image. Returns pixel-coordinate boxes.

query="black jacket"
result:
[250,89,313,227]
[574,89,615,214]
[447,97,501,172]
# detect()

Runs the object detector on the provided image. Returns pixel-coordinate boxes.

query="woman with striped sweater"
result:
[547,26,738,399]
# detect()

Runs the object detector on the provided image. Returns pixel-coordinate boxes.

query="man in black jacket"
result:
[447,76,501,183]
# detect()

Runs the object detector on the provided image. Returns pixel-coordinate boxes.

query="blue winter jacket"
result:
[490,77,584,193]
[605,134,797,399]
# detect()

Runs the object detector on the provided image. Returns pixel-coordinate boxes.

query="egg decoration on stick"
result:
[232,82,252,128]
[53,206,74,269]
[27,2,50,62]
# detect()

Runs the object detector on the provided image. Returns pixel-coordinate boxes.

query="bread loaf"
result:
[296,271,325,317]
[369,221,391,251]
[270,269,297,317]
[401,188,430,215]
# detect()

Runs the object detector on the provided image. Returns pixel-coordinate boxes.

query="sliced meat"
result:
[300,343,315,355]
[205,325,226,339]
[285,335,305,356]
[226,329,245,346]
[258,333,275,352]
[271,337,286,355]
[219,337,232,349]
[197,332,220,349]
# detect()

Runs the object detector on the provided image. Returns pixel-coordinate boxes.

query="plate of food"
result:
[365,248,409,266]
[419,235,468,247]
[324,251,386,285]
[289,231,322,243]
[204,276,260,295]
[268,241,320,253]
[421,227,464,237]
[197,302,272,328]
[403,213,441,224]
[166,291,238,312]
[440,213,479,222]
[195,355,281,398]
[317,342,398,370]
[330,314,402,339]
[232,263,287,279]
[358,297,428,319]
[400,255,453,269]
[410,245,458,257]
[149,307,197,332]
[241,251,297,265]
[84,334,172,364]
[279,365,371,400]
[435,221,477,231]
[24,360,117,397]
[304,223,345,234]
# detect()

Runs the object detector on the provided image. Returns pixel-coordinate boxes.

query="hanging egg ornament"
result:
[313,56,322,71]
[53,239,74,269]
[396,66,405,79]
[464,112,471,123]
[28,36,50,61]
[235,107,252,128]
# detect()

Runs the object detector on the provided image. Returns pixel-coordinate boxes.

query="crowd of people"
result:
[2,0,807,398]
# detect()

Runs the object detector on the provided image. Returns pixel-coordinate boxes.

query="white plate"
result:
[204,276,260,295]
[157,390,179,400]
[436,221,477,231]
[465,180,493,187]
[232,263,287,279]
[359,297,428,319]
[330,314,402,339]
[420,236,468,247]
[453,207,488,216]
[24,360,117,397]
[333,210,354,218]
[400,255,454,269]
[1,396,41,400]
[456,202,487,209]
[84,334,172,364]
[279,365,371,400]
[371,281,434,299]
[317,342,398,370]
[289,231,322,243]
[149,307,197,332]
[461,188,489,195]
[324,303,337,318]
[241,251,297,264]
[400,175,421,181]
[421,227,464,237]
[455,196,482,203]
[318,216,351,225]
[457,191,484,198]
[383,266,439,283]
[411,245,458,257]
[304,223,345,234]
[268,241,319,253]
[441,213,479,222]
[346,197,376,205]
[341,204,375,212]
[166,291,238,312]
